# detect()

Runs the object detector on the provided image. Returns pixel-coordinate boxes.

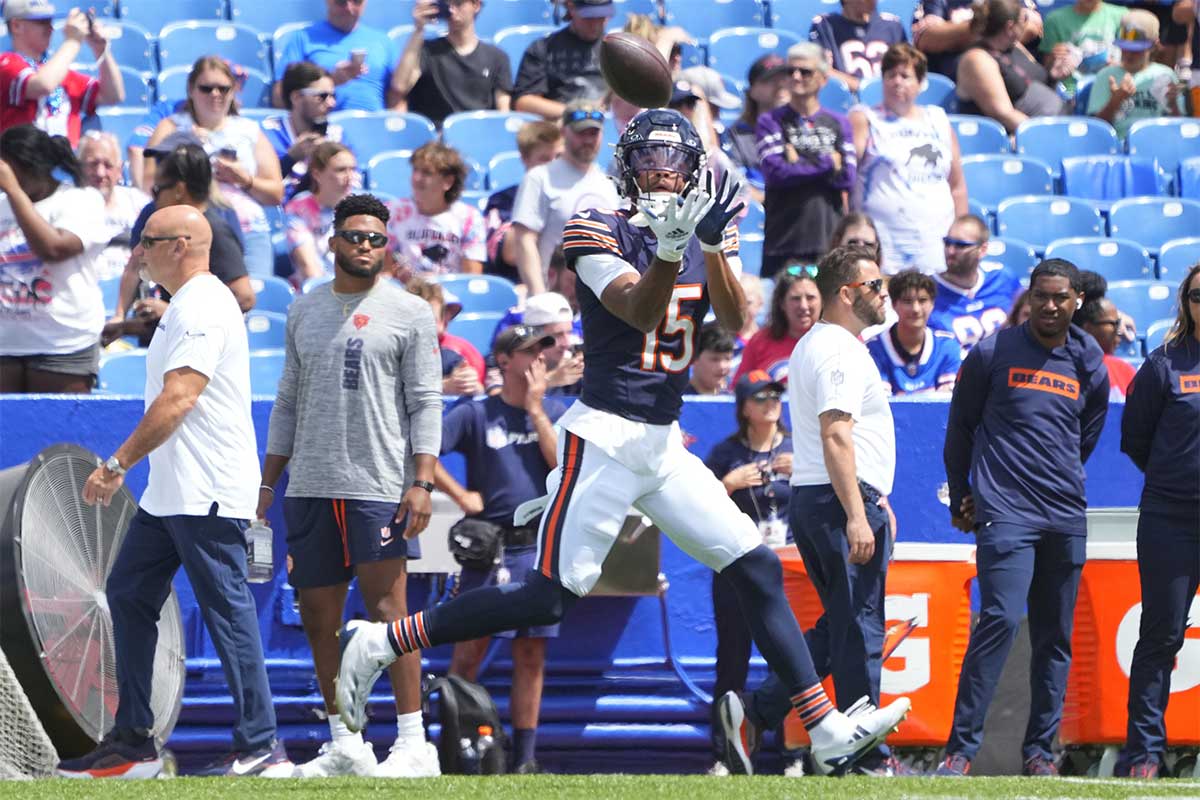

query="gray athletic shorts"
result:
[0,343,100,377]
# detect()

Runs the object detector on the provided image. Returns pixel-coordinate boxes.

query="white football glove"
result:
[638,186,715,262]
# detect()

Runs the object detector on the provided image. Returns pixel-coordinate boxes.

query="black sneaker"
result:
[57,732,162,779]
[716,691,759,776]
[193,739,293,777]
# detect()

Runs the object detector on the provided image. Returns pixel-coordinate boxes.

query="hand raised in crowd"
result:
[846,516,876,565]
[1109,73,1137,104]
[524,356,548,411]
[412,0,440,28]
[771,452,793,477]
[951,493,976,533]
[287,132,325,164]
[62,8,90,42]
[455,490,485,516]
[547,351,584,388]
[443,362,482,396]
[722,463,764,493]
[84,9,110,53]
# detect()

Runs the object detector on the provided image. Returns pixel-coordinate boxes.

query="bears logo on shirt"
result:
[1007,367,1079,399]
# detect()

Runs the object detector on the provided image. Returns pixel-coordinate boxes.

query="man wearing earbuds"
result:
[936,258,1109,777]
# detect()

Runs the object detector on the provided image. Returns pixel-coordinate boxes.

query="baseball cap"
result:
[678,66,740,110]
[143,130,206,159]
[2,0,57,21]
[440,288,463,321]
[747,54,788,86]
[735,370,785,405]
[561,99,605,131]
[523,291,572,327]
[669,79,701,107]
[1115,9,1158,51]
[567,0,615,19]
[493,324,555,356]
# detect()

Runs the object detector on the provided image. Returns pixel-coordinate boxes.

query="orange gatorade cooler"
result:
[779,542,977,749]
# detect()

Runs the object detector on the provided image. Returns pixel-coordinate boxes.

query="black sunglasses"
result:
[750,390,782,402]
[298,88,335,102]
[789,66,817,78]
[334,229,388,248]
[943,236,982,249]
[140,234,191,247]
[847,278,885,294]
[1188,288,1200,303]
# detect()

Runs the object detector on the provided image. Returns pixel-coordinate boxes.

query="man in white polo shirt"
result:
[60,206,289,780]
[719,243,905,776]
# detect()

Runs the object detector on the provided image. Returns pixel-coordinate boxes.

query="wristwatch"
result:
[103,456,127,476]
[411,479,435,493]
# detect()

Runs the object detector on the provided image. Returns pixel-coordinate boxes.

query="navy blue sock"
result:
[513,727,537,766]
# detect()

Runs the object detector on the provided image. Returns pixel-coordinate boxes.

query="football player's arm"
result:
[705,246,746,333]
[599,257,681,333]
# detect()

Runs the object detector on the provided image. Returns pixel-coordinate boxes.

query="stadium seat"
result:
[80,19,157,74]
[1126,118,1200,183]
[330,111,436,163]
[386,23,450,43]
[302,274,333,293]
[357,0,417,31]
[99,276,123,316]
[248,348,286,395]
[271,21,310,68]
[1108,197,1200,256]
[740,200,765,237]
[858,73,957,111]
[237,68,272,107]
[229,0,324,33]
[1105,280,1178,330]
[97,350,148,394]
[461,190,490,211]
[475,0,554,39]
[487,151,525,191]
[1143,318,1174,353]
[769,0,839,30]
[366,150,413,193]
[245,310,288,349]
[448,311,506,354]
[663,0,767,39]
[76,66,154,107]
[948,114,1010,157]
[737,235,763,277]
[433,274,519,314]
[1042,237,1152,281]
[238,107,276,124]
[157,21,271,74]
[707,27,802,89]
[961,154,1054,215]
[493,25,556,82]
[118,0,226,34]
[97,106,151,149]
[1014,117,1118,179]
[1180,156,1200,201]
[967,198,992,230]
[597,113,622,172]
[1060,155,1166,209]
[818,78,854,114]
[249,276,295,314]
[605,0,663,26]
[980,237,1037,276]
[1156,236,1200,281]
[443,111,541,172]
[463,157,485,192]
[995,196,1102,254]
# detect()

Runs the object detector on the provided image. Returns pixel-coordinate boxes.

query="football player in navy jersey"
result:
[809,0,909,92]
[334,108,911,775]
[929,215,1022,357]
[867,269,961,394]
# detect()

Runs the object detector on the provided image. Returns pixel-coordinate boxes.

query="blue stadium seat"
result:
[1014,117,1118,180]
[97,350,148,394]
[448,311,506,354]
[229,0,324,33]
[1108,197,1200,256]
[1042,237,1152,281]
[118,0,226,34]
[1126,118,1200,183]
[302,274,333,293]
[1180,156,1200,201]
[366,150,413,193]
[1156,236,1200,281]
[81,19,157,74]
[248,349,286,395]
[740,200,765,237]
[1060,155,1166,209]
[595,112,622,173]
[858,73,957,111]
[463,157,485,192]
[818,78,854,114]
[443,111,541,172]
[461,190,490,212]
[386,23,451,44]
[493,25,555,82]
[358,0,417,31]
[271,21,310,68]
[995,196,1102,254]
[97,106,151,149]
[69,64,154,107]
[249,276,295,314]
[967,198,992,230]
[330,111,436,162]
[737,235,763,276]
[768,0,839,30]
[245,310,288,349]
[488,151,525,191]
[960,154,1054,215]
[475,0,554,39]
[238,107,276,124]
[1143,318,1175,353]
[1105,280,1178,331]
[979,237,1037,276]
[99,276,123,316]
[707,27,802,89]
[1111,334,1142,361]
[606,0,663,27]
[948,114,1010,156]
[157,21,271,74]
[433,274,519,314]
[663,0,767,38]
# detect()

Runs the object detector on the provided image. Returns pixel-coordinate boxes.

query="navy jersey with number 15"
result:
[562,207,739,425]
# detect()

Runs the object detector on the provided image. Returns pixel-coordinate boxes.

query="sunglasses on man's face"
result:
[334,229,388,248]
[847,278,885,294]
[943,236,981,249]
[140,234,191,248]
[564,109,604,125]
[789,66,817,78]
[298,88,335,102]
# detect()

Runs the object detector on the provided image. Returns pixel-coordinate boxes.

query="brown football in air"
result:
[600,32,673,110]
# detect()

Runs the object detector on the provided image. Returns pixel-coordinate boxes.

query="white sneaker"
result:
[335,620,396,733]
[294,739,378,778]
[809,696,910,776]
[374,741,441,778]
[782,757,806,778]
[707,761,730,776]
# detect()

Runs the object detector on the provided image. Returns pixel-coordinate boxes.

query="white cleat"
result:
[810,696,911,776]
[294,739,378,778]
[335,620,395,733]
[374,741,441,778]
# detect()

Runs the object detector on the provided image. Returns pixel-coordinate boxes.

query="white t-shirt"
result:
[788,320,895,495]
[0,185,111,356]
[511,157,620,278]
[97,184,151,281]
[141,273,259,520]
[386,197,486,276]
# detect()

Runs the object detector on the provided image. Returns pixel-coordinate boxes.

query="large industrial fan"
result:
[0,444,186,771]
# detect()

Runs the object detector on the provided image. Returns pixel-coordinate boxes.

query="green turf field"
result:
[3,776,1199,799]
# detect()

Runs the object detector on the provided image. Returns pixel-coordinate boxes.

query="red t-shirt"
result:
[1103,353,1136,397]
[439,331,486,383]
[733,328,801,385]
[0,53,99,145]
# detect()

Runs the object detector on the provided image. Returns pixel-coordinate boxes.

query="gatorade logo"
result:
[881,593,931,694]
[1181,374,1200,394]
[1115,598,1200,693]
[1007,367,1079,399]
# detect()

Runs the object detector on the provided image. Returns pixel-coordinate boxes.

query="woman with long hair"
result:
[1114,262,1200,778]
[285,141,358,283]
[0,124,111,393]
[144,56,284,278]
[733,267,822,385]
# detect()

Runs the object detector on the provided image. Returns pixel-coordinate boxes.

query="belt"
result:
[500,524,538,547]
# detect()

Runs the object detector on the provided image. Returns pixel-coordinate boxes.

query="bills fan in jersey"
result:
[599,32,673,109]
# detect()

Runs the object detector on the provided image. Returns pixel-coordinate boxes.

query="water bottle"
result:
[476,725,495,774]
[458,737,480,775]
[246,520,273,583]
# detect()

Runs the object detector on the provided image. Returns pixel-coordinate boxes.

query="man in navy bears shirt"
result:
[336,108,912,775]
[868,269,961,394]
[929,214,1022,357]
[809,0,909,93]
[936,258,1109,777]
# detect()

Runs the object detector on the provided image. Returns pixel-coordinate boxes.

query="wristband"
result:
[411,479,435,493]
[259,485,275,495]
[700,240,725,253]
